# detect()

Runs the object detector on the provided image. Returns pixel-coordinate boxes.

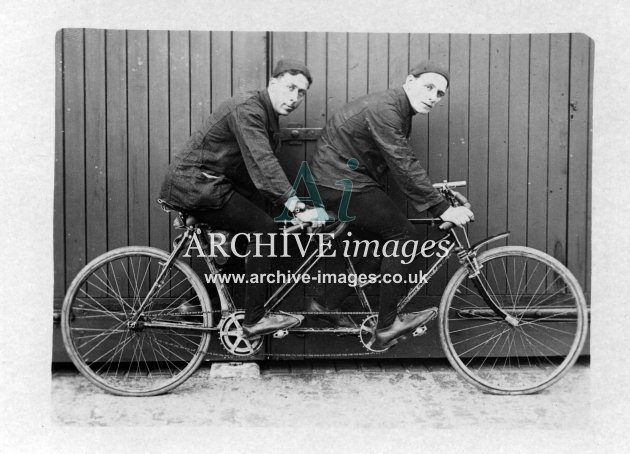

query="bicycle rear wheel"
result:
[61,246,212,396]
[439,246,588,395]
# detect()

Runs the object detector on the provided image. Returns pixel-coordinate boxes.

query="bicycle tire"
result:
[61,246,212,396]
[439,245,588,395]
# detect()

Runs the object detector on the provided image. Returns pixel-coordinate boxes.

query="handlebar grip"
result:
[452,190,470,207]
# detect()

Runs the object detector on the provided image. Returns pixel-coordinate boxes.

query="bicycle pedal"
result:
[412,326,427,337]
[273,329,289,339]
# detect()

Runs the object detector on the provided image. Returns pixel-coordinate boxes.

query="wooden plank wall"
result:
[53,30,592,361]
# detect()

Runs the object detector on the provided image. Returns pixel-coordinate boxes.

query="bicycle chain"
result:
[162,340,381,360]
[173,310,375,316]
[155,310,385,359]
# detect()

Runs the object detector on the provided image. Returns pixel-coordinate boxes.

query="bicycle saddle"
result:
[157,199,207,229]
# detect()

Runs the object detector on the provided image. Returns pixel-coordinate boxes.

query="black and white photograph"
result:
[2,0,630,452]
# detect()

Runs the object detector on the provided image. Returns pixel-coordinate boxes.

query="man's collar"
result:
[261,89,280,129]
[397,86,417,116]
[261,89,278,118]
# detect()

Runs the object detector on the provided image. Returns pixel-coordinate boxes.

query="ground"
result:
[51,358,590,430]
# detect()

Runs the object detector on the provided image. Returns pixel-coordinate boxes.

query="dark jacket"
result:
[310,87,449,216]
[159,90,294,211]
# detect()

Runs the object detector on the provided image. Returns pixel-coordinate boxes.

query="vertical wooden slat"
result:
[64,28,86,286]
[82,29,109,299]
[448,34,470,188]
[347,33,368,102]
[527,34,550,291]
[148,30,170,252]
[128,30,150,247]
[106,30,128,249]
[408,34,430,296]
[487,35,510,251]
[84,29,107,262]
[305,32,328,134]
[54,30,65,298]
[468,35,490,250]
[169,31,190,150]
[211,31,232,107]
[527,34,550,252]
[547,34,570,264]
[507,35,530,249]
[190,31,211,131]
[427,34,450,182]
[427,33,450,296]
[387,33,409,212]
[233,31,267,96]
[567,33,591,290]
[368,33,388,94]
[388,33,409,89]
[326,33,348,117]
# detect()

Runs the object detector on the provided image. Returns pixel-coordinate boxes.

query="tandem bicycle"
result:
[60,181,589,396]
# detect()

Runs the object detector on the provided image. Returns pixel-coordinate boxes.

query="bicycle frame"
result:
[140,212,517,334]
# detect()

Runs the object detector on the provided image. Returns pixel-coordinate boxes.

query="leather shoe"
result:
[371,307,437,350]
[243,313,303,338]
[306,299,357,328]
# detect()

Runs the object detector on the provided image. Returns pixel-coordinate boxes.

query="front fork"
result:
[453,231,519,327]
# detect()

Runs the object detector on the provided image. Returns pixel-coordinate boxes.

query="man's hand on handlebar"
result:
[295,206,329,228]
[440,205,474,227]
[439,190,474,228]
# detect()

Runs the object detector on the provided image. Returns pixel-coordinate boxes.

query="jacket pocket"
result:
[168,168,232,210]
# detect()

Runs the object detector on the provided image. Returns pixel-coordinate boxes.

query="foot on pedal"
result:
[371,307,437,350]
[243,313,302,338]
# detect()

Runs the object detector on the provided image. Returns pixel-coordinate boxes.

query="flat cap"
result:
[272,59,312,85]
[409,60,450,86]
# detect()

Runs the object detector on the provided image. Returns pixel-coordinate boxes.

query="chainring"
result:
[359,314,389,353]
[218,311,263,357]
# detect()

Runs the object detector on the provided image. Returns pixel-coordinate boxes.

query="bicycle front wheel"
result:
[439,246,588,395]
[61,246,212,396]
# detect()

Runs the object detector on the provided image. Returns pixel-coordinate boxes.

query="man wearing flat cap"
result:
[159,59,319,337]
[309,60,475,350]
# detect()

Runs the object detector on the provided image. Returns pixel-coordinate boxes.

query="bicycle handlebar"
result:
[283,181,471,233]
[432,180,467,189]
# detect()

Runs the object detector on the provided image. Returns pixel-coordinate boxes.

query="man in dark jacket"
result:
[310,60,474,349]
[159,59,321,338]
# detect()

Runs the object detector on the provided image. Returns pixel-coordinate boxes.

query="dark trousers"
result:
[319,186,426,329]
[191,191,277,325]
